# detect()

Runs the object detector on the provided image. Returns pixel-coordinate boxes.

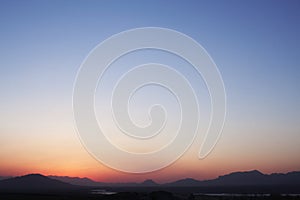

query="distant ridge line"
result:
[1,170,299,188]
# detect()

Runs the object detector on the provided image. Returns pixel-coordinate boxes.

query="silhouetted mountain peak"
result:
[220,170,263,177]
[247,170,263,174]
[214,170,266,185]
[166,178,200,186]
[7,173,53,183]
[22,173,48,179]
[141,179,158,186]
[49,175,105,186]
[218,170,264,178]
[25,173,44,176]
[0,173,76,191]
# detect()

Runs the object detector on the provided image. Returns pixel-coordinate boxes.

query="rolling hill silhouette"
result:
[0,174,78,191]
[140,179,158,186]
[47,170,300,188]
[1,170,300,194]
[49,175,104,187]
[165,170,300,187]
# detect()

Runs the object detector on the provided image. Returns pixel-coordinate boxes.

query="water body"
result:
[90,189,116,195]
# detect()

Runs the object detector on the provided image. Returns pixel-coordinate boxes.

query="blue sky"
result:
[0,0,299,181]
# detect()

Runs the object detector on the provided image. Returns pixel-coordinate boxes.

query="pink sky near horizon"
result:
[1,121,299,183]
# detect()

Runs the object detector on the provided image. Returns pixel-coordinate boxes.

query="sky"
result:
[0,0,300,183]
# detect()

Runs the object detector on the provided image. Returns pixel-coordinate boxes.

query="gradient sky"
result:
[0,0,300,183]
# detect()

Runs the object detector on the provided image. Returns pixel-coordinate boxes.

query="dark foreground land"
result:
[0,193,300,200]
[1,189,300,200]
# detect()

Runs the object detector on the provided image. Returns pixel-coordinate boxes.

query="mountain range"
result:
[165,170,300,186]
[49,170,300,187]
[0,170,299,192]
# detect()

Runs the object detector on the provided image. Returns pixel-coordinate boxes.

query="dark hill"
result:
[0,174,78,191]
[49,175,104,187]
[166,178,201,187]
[165,170,300,187]
[211,170,267,185]
[140,179,158,186]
